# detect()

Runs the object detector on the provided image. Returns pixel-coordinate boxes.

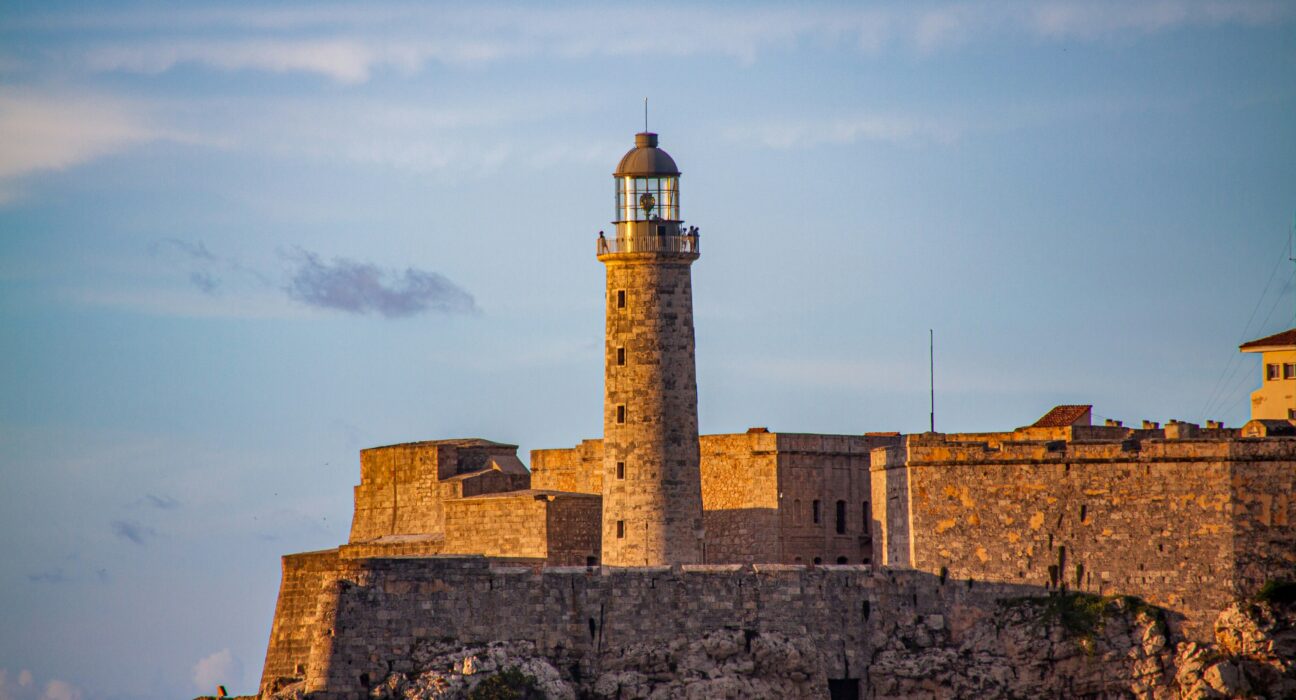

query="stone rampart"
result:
[263,556,1070,698]
[873,434,1296,640]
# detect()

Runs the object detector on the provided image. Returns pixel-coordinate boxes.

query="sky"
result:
[0,1,1294,697]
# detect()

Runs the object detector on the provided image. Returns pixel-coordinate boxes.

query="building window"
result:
[835,500,847,534]
[836,556,848,565]
[616,520,625,538]
[812,500,822,525]
[616,347,626,365]
[1268,363,1281,380]
[616,289,626,308]
[862,502,869,535]
[616,404,626,424]
[616,461,625,479]
[1285,363,1296,379]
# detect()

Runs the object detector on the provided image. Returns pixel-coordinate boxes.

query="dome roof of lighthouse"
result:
[614,132,680,177]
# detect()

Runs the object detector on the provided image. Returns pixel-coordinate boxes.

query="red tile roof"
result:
[1030,404,1093,428]
[1239,328,1296,351]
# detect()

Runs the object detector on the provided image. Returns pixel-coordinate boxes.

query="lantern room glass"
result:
[615,176,679,222]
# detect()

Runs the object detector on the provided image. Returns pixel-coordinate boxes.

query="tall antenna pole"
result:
[644,97,649,132]
[1290,212,1295,326]
[929,329,935,433]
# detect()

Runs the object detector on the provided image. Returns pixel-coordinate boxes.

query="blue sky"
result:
[1,1,1294,698]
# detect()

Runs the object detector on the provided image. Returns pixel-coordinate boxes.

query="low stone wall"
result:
[264,556,1059,698]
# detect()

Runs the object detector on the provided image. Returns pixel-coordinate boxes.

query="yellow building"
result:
[1240,328,1296,420]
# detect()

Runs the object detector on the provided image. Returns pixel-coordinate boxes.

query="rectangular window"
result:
[835,500,846,534]
[616,404,626,424]
[862,502,869,535]
[616,461,625,479]
[812,500,822,525]
[616,347,626,365]
[1285,363,1296,379]
[616,520,625,538]
[616,290,626,308]
[1268,363,1281,380]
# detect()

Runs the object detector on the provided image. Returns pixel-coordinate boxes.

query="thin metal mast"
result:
[929,329,935,433]
[644,98,648,132]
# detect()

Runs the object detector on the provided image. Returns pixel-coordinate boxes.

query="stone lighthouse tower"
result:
[597,132,704,566]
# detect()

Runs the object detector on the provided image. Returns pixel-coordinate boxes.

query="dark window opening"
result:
[1268,363,1281,380]
[1285,363,1296,379]
[359,673,370,689]
[616,461,625,479]
[588,617,597,640]
[585,556,597,567]
[616,289,626,308]
[616,520,625,538]
[616,346,626,365]
[813,500,822,524]
[862,502,869,535]
[616,404,626,424]
[836,556,848,564]
[813,557,822,565]
[828,678,860,700]
[835,500,847,534]
[1079,505,1088,523]
[939,566,948,584]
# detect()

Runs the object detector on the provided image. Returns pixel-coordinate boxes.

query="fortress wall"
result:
[259,548,341,692]
[350,443,444,542]
[290,557,1049,698]
[777,434,884,566]
[545,494,602,565]
[698,433,780,563]
[1229,451,1296,593]
[530,440,602,494]
[892,436,1296,640]
[442,495,551,560]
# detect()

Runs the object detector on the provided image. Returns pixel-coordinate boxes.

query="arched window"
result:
[836,556,848,565]
[835,500,847,534]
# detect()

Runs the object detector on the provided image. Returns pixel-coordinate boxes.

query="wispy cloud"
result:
[725,115,960,149]
[142,493,181,510]
[192,649,243,694]
[20,2,1287,83]
[0,92,196,203]
[26,568,71,584]
[284,248,477,318]
[110,519,156,545]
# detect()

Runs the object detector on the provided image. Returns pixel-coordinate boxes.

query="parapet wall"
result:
[873,435,1296,640]
[274,556,1044,698]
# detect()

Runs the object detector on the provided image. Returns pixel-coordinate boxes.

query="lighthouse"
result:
[597,132,704,566]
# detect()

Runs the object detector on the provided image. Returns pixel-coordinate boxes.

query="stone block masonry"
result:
[276,557,884,697]
[872,433,1296,640]
[600,256,704,566]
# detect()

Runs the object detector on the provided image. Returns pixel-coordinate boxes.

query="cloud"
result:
[142,493,181,509]
[18,671,32,688]
[38,2,1293,83]
[192,649,243,693]
[39,680,81,700]
[27,568,70,584]
[0,93,173,182]
[110,519,156,545]
[725,115,960,150]
[283,248,477,318]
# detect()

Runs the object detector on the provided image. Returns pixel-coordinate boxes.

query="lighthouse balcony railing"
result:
[596,232,699,255]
